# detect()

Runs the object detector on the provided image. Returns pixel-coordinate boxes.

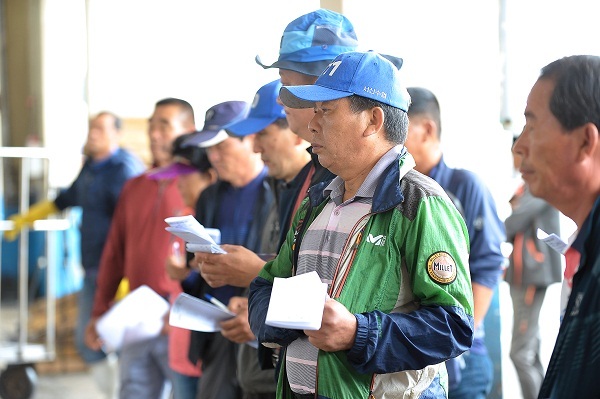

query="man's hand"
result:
[84,318,104,351]
[304,298,357,352]
[193,245,267,288]
[165,253,190,281]
[220,296,255,343]
[4,200,58,241]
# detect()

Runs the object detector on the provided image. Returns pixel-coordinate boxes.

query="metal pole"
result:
[17,156,31,361]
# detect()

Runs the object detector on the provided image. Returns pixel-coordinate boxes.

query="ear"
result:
[578,122,599,160]
[421,118,439,142]
[207,168,218,184]
[363,107,385,137]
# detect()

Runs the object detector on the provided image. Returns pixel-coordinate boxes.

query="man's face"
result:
[513,78,578,204]
[309,98,369,176]
[278,69,317,142]
[86,113,119,160]
[206,136,254,183]
[404,114,428,172]
[253,123,306,182]
[148,104,194,167]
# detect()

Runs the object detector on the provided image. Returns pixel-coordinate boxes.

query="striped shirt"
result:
[286,147,402,395]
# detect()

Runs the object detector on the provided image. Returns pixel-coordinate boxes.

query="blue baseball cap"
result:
[279,51,411,112]
[225,80,287,137]
[182,101,249,147]
[255,9,358,77]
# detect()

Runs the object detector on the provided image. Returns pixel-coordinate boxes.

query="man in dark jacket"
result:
[512,54,600,399]
[405,87,506,399]
[8,111,145,398]
[180,100,273,399]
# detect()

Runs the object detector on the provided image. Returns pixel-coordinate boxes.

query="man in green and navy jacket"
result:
[248,51,474,399]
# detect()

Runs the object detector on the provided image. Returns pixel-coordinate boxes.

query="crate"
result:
[28,292,88,375]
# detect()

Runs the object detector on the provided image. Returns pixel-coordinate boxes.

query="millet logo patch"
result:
[427,251,457,284]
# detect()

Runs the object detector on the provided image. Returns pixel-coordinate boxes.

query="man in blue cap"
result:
[179,100,275,399]
[192,79,312,399]
[256,9,359,246]
[248,51,475,398]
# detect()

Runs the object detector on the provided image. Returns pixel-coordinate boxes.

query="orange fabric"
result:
[513,233,524,286]
[526,239,545,263]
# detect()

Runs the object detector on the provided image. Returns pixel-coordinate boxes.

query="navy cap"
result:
[255,9,358,77]
[182,101,249,147]
[279,51,411,112]
[225,80,286,137]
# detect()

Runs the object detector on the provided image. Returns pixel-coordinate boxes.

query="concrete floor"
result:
[33,372,104,399]
[1,280,561,399]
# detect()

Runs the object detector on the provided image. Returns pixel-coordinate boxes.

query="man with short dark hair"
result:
[512,55,600,398]
[180,100,275,399]
[248,50,475,398]
[85,98,197,399]
[191,79,311,399]
[405,86,506,399]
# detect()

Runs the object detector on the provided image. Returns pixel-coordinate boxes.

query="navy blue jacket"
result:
[539,195,600,398]
[53,148,144,272]
[184,174,275,364]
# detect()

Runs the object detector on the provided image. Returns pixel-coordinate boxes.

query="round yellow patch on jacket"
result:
[427,251,457,284]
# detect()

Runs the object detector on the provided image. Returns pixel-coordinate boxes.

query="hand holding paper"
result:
[169,293,235,332]
[265,271,328,330]
[304,297,358,352]
[164,215,226,254]
[95,285,170,353]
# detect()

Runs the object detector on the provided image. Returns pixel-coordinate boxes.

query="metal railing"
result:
[0,147,70,367]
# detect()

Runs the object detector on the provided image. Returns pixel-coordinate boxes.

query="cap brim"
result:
[181,130,229,148]
[255,55,331,77]
[147,162,198,180]
[226,116,277,137]
[381,54,403,70]
[279,85,353,109]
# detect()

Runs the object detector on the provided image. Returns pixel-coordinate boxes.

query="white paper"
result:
[185,242,226,254]
[537,228,569,254]
[164,215,226,254]
[96,285,170,353]
[169,293,235,332]
[265,271,328,330]
[169,294,260,348]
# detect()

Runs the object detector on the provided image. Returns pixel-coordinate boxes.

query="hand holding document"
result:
[170,293,259,348]
[96,285,170,353]
[164,215,226,254]
[265,271,328,330]
[169,293,235,332]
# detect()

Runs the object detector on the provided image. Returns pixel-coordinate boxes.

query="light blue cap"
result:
[255,9,359,76]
